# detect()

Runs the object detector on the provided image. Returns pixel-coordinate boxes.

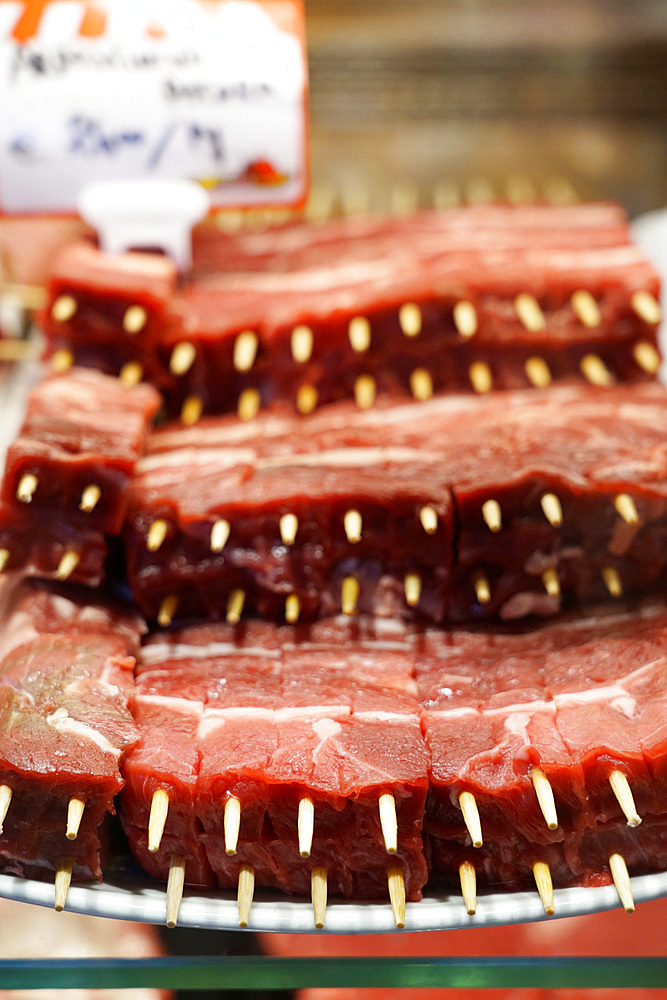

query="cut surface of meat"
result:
[124,617,430,902]
[0,368,161,584]
[0,579,143,884]
[124,383,667,627]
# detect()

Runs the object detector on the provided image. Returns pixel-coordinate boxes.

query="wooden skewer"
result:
[404,573,421,607]
[458,861,476,915]
[51,295,77,323]
[459,791,482,847]
[543,176,577,204]
[238,387,260,422]
[609,853,635,913]
[469,361,492,394]
[224,796,241,855]
[633,341,661,374]
[0,549,8,574]
[465,177,494,204]
[56,550,80,581]
[524,356,552,388]
[180,395,203,426]
[279,513,298,546]
[304,181,335,222]
[531,767,558,830]
[344,509,362,544]
[296,384,318,414]
[602,566,622,598]
[166,854,186,928]
[580,354,613,387]
[311,867,328,929]
[0,784,12,833]
[410,368,433,401]
[514,294,545,332]
[237,863,255,927]
[51,349,74,374]
[341,575,359,616]
[79,484,101,513]
[348,316,371,353]
[157,594,178,627]
[210,519,230,553]
[631,290,661,325]
[148,788,170,853]
[542,568,560,598]
[379,792,398,854]
[387,866,406,929]
[354,375,376,410]
[532,861,555,915]
[169,342,196,376]
[433,179,461,209]
[16,473,38,503]
[298,797,315,857]
[54,859,73,911]
[0,338,41,363]
[390,180,419,215]
[453,301,477,340]
[0,280,47,310]
[66,797,85,840]
[291,325,313,364]
[571,290,601,328]
[506,175,536,204]
[147,519,169,552]
[123,305,147,334]
[119,361,143,388]
[398,303,422,338]
[541,493,563,527]
[285,593,300,624]
[482,499,502,533]
[233,331,258,373]
[473,573,491,606]
[226,589,245,625]
[614,494,639,526]
[609,770,641,828]
[419,506,438,534]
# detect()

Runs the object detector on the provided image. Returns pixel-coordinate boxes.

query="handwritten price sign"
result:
[0,0,307,213]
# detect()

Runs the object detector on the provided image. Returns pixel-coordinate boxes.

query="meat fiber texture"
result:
[0,579,144,882]
[122,617,430,901]
[38,204,661,419]
[0,368,161,584]
[124,382,667,627]
[419,600,667,891]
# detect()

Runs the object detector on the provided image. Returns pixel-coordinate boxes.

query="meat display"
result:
[122,616,430,928]
[0,368,161,585]
[0,579,144,908]
[124,382,667,627]
[119,601,667,926]
[39,204,661,422]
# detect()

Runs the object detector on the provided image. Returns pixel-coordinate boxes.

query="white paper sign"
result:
[0,0,308,213]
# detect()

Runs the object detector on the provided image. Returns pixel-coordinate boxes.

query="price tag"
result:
[0,0,308,214]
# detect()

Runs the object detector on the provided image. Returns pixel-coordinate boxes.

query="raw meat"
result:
[124,382,667,626]
[0,579,143,886]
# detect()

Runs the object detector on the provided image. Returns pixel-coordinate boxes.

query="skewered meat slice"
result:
[125,382,667,627]
[0,368,161,584]
[39,204,661,420]
[0,580,143,894]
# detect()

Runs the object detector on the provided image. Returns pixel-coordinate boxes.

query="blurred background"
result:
[305,0,667,217]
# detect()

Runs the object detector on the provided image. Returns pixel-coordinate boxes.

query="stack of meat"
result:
[0,199,665,932]
[0,367,160,584]
[123,382,667,626]
[117,599,667,927]
[40,204,661,422]
[0,578,143,905]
